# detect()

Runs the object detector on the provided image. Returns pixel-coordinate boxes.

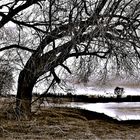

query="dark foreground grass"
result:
[0,107,140,140]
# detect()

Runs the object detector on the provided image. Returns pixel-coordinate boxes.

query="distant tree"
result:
[114,87,124,98]
[0,60,14,96]
[0,0,140,117]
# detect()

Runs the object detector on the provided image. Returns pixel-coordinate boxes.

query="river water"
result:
[77,102,140,121]
[48,102,140,121]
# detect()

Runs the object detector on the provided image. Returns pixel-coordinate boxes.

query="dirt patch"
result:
[0,106,140,139]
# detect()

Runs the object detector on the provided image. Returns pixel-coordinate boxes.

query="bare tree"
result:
[0,0,140,117]
[0,59,14,96]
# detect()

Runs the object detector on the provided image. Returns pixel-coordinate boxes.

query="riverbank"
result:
[0,107,140,139]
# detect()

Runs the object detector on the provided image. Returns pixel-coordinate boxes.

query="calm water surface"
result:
[45,101,140,120]
[62,102,140,121]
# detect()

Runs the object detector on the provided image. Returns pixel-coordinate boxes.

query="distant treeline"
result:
[32,92,140,103]
[0,92,139,103]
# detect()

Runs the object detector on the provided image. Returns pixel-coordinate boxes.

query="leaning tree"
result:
[0,0,140,116]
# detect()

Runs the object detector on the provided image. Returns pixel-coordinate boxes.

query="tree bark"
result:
[16,69,37,117]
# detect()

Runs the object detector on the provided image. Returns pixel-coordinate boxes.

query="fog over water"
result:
[74,86,140,96]
[60,73,140,96]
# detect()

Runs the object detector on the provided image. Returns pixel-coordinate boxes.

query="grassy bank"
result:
[0,107,140,139]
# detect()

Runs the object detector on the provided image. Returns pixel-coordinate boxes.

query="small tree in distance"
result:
[114,87,124,99]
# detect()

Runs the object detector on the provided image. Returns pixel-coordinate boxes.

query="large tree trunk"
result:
[16,69,37,117]
[15,40,72,117]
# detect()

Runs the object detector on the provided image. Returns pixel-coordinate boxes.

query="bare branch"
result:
[0,44,35,52]
[60,64,72,74]
[69,51,107,59]
[51,69,61,84]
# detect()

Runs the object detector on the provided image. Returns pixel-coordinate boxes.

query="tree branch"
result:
[0,0,42,28]
[60,64,72,74]
[69,51,107,58]
[31,78,55,105]
[0,44,35,52]
[51,68,61,84]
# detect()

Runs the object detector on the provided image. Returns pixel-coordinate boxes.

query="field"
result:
[0,102,140,140]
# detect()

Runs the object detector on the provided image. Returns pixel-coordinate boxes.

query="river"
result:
[47,102,140,121]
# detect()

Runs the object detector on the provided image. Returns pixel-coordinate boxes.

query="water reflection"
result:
[64,102,140,121]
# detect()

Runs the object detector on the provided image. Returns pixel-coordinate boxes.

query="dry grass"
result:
[0,97,139,139]
[0,102,140,140]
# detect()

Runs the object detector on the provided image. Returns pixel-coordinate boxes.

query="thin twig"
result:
[31,78,55,105]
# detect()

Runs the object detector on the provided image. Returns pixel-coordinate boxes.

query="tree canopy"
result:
[0,0,140,116]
